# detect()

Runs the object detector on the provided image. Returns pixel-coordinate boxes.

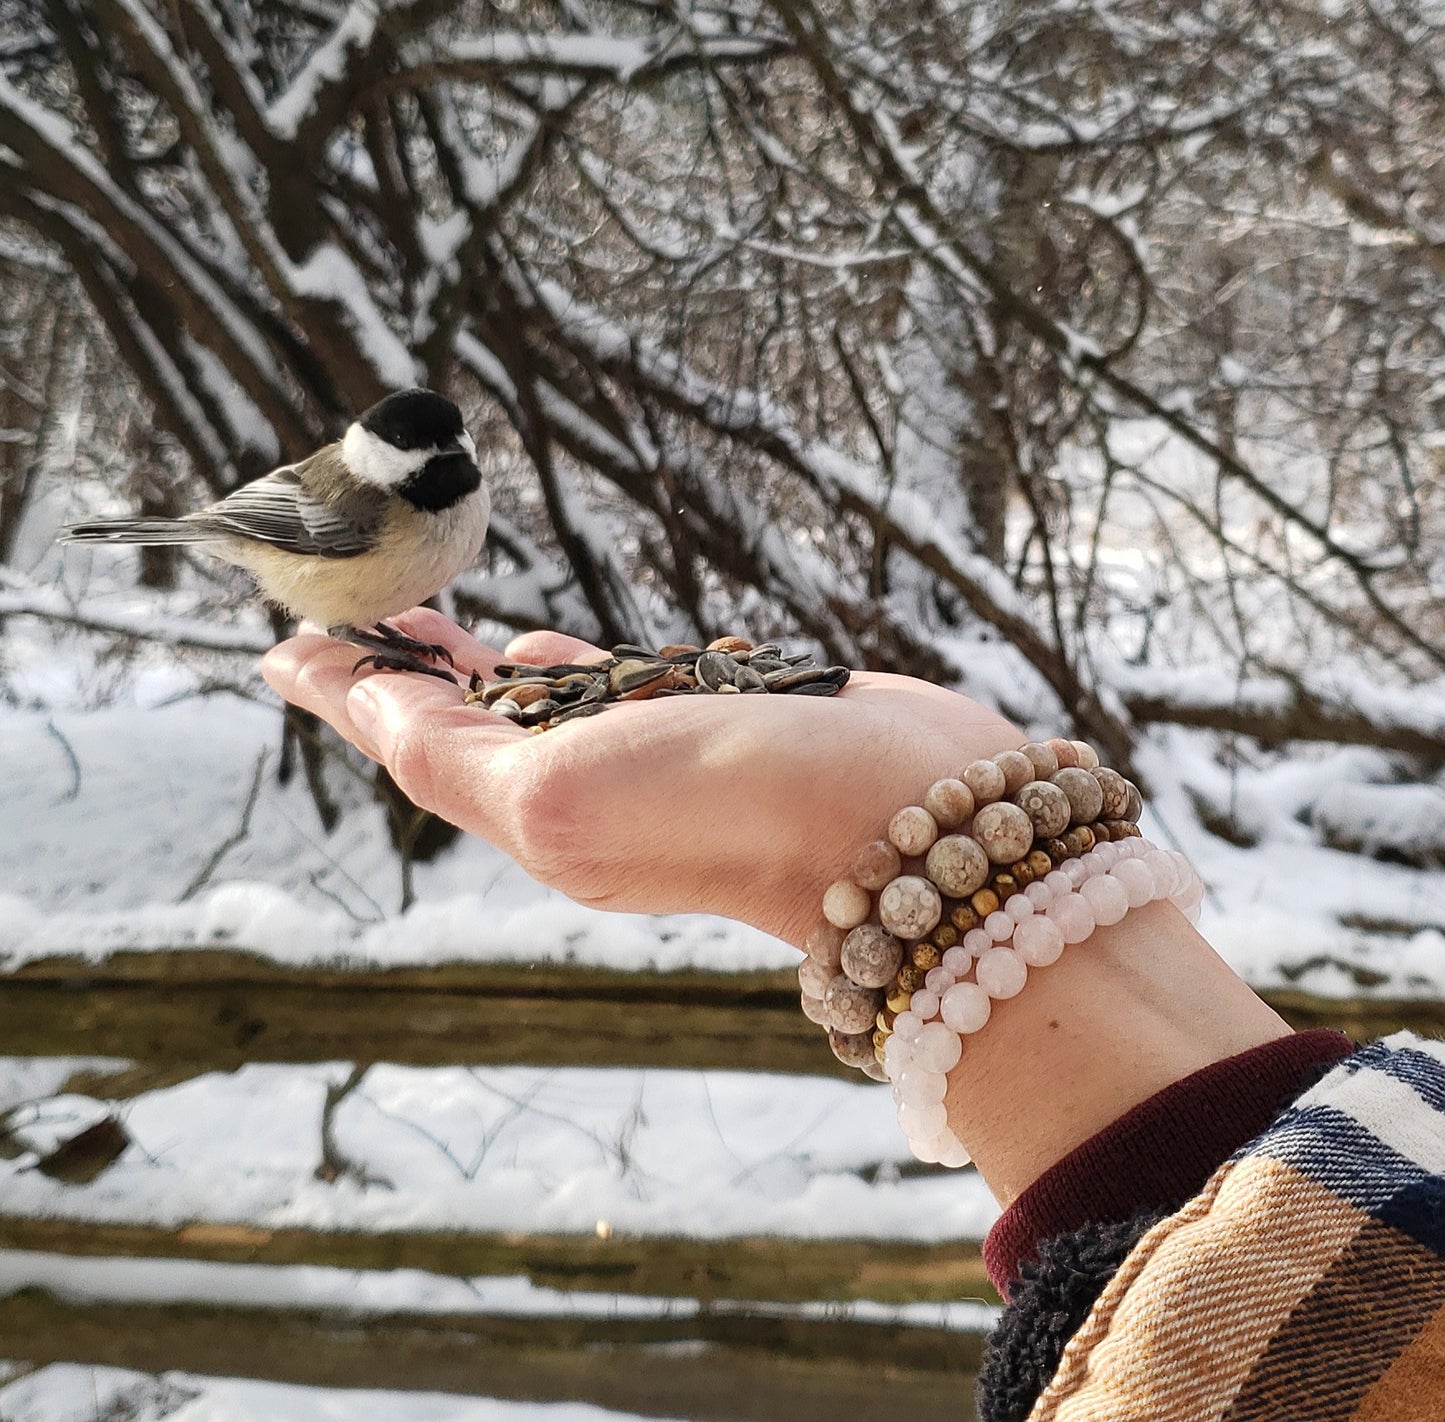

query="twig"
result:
[178,749,269,902]
[315,1064,393,1189]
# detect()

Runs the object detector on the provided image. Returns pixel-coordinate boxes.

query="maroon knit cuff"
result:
[983,1028,1356,1298]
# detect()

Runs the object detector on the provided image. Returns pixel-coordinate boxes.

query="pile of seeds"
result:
[466,636,851,731]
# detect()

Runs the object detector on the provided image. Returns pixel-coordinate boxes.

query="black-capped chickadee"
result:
[61,389,488,679]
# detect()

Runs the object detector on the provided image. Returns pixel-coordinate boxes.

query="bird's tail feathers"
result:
[59,518,219,546]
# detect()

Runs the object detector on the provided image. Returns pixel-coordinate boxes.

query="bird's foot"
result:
[337,625,459,684]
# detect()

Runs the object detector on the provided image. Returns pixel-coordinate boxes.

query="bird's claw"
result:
[351,651,459,683]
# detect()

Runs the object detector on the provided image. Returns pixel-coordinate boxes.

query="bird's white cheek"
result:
[341,424,430,489]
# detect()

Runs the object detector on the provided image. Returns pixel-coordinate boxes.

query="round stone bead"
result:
[961,758,1007,804]
[909,1133,944,1164]
[1051,767,1105,825]
[822,880,870,930]
[909,989,940,1019]
[1046,892,1097,944]
[1122,781,1144,823]
[975,948,1027,999]
[891,1009,923,1041]
[1015,779,1071,838]
[804,919,845,961]
[852,838,902,891]
[824,974,884,1033]
[910,941,942,972]
[940,980,991,1033]
[1044,869,1073,895]
[878,875,943,940]
[1046,737,1078,769]
[912,1021,963,1074]
[1019,741,1060,777]
[925,965,955,994]
[1005,893,1035,923]
[963,927,992,956]
[923,778,976,830]
[985,910,1014,941]
[924,834,990,898]
[1024,879,1054,909]
[860,1059,889,1083]
[1110,857,1155,908]
[1026,848,1054,880]
[897,964,926,994]
[972,801,1035,864]
[949,902,981,934]
[1071,741,1100,770]
[1014,913,1065,967]
[1144,849,1180,896]
[941,944,972,975]
[898,1100,948,1138]
[937,1138,973,1169]
[1092,767,1130,819]
[1079,872,1130,926]
[799,956,835,997]
[897,1067,948,1105]
[800,992,831,1026]
[886,984,914,1015]
[970,887,1000,917]
[841,924,906,988]
[992,750,1036,796]
[888,804,939,857]
[828,1027,879,1069]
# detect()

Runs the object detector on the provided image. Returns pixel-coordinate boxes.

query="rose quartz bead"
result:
[822,880,870,930]
[841,924,905,988]
[799,956,835,997]
[963,927,992,956]
[913,1021,963,1074]
[1071,740,1100,770]
[1144,849,1179,896]
[923,777,976,830]
[992,749,1035,796]
[924,834,990,897]
[975,947,1027,999]
[1047,892,1097,944]
[972,801,1034,864]
[1014,779,1071,839]
[985,910,1014,941]
[1014,913,1065,967]
[961,758,1008,804]
[1092,841,1119,869]
[1046,737,1078,769]
[1079,872,1130,926]
[889,804,939,857]
[1111,856,1156,908]
[1044,869,1073,896]
[910,989,940,1019]
[938,1138,973,1168]
[1005,893,1035,924]
[852,838,902,891]
[1020,741,1059,777]
[884,1039,912,1080]
[805,920,846,967]
[940,981,991,1034]
[1062,857,1090,885]
[1024,880,1054,909]
[891,1010,923,1041]
[925,965,955,994]
[897,1068,947,1105]
[1051,766,1105,825]
[879,875,942,940]
[898,1100,948,1138]
[800,992,830,1025]
[910,1132,944,1163]
[941,944,972,975]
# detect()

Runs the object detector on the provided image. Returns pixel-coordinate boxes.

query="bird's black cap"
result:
[358,389,465,451]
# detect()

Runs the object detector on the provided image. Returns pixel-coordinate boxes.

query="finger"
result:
[505,629,608,666]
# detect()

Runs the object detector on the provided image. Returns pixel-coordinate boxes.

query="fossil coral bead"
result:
[923,778,976,830]
[924,834,990,898]
[825,975,884,1033]
[992,750,1036,796]
[1092,767,1129,818]
[971,801,1035,864]
[841,924,906,988]
[878,875,943,940]
[888,805,939,857]
[961,758,1007,804]
[852,839,902,891]
[822,879,870,930]
[1051,766,1105,825]
[1015,780,1071,838]
[1020,741,1060,777]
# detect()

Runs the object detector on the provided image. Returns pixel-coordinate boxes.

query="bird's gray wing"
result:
[188,459,381,558]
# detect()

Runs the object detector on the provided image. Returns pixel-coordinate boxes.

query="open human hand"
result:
[261,608,1021,947]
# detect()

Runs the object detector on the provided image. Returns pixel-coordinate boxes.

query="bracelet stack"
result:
[798,738,1205,1168]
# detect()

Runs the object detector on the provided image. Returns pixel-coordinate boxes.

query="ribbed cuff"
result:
[983,1028,1356,1298]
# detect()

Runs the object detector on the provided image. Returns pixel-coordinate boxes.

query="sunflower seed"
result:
[694,651,738,690]
[733,663,768,693]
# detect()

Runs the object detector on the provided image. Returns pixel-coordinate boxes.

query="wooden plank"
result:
[0,1216,995,1305]
[0,1288,983,1422]
[2,950,1437,1082]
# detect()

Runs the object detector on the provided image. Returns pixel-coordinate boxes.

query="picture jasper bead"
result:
[1092,766,1130,819]
[923,777,975,830]
[828,1027,879,1069]
[950,902,982,933]
[1051,766,1105,825]
[911,941,942,972]
[852,838,902,891]
[962,758,1008,804]
[971,800,1035,864]
[1026,848,1054,879]
[924,833,990,898]
[1063,825,1096,855]
[879,874,943,940]
[897,964,926,994]
[888,804,940,858]
[970,887,1000,917]
[825,975,884,1034]
[1015,779,1071,838]
[1008,859,1035,887]
[841,924,905,989]
[993,871,1020,901]
[992,749,1035,796]
[930,922,960,950]
[886,984,914,1014]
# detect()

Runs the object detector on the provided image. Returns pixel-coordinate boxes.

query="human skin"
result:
[262,608,1291,1205]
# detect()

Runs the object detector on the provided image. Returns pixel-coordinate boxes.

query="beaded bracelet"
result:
[798,738,1205,1166]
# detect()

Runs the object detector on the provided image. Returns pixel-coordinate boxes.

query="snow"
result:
[267,1,381,140]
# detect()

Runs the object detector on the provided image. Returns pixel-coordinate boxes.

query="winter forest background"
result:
[1,2,1443,1419]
